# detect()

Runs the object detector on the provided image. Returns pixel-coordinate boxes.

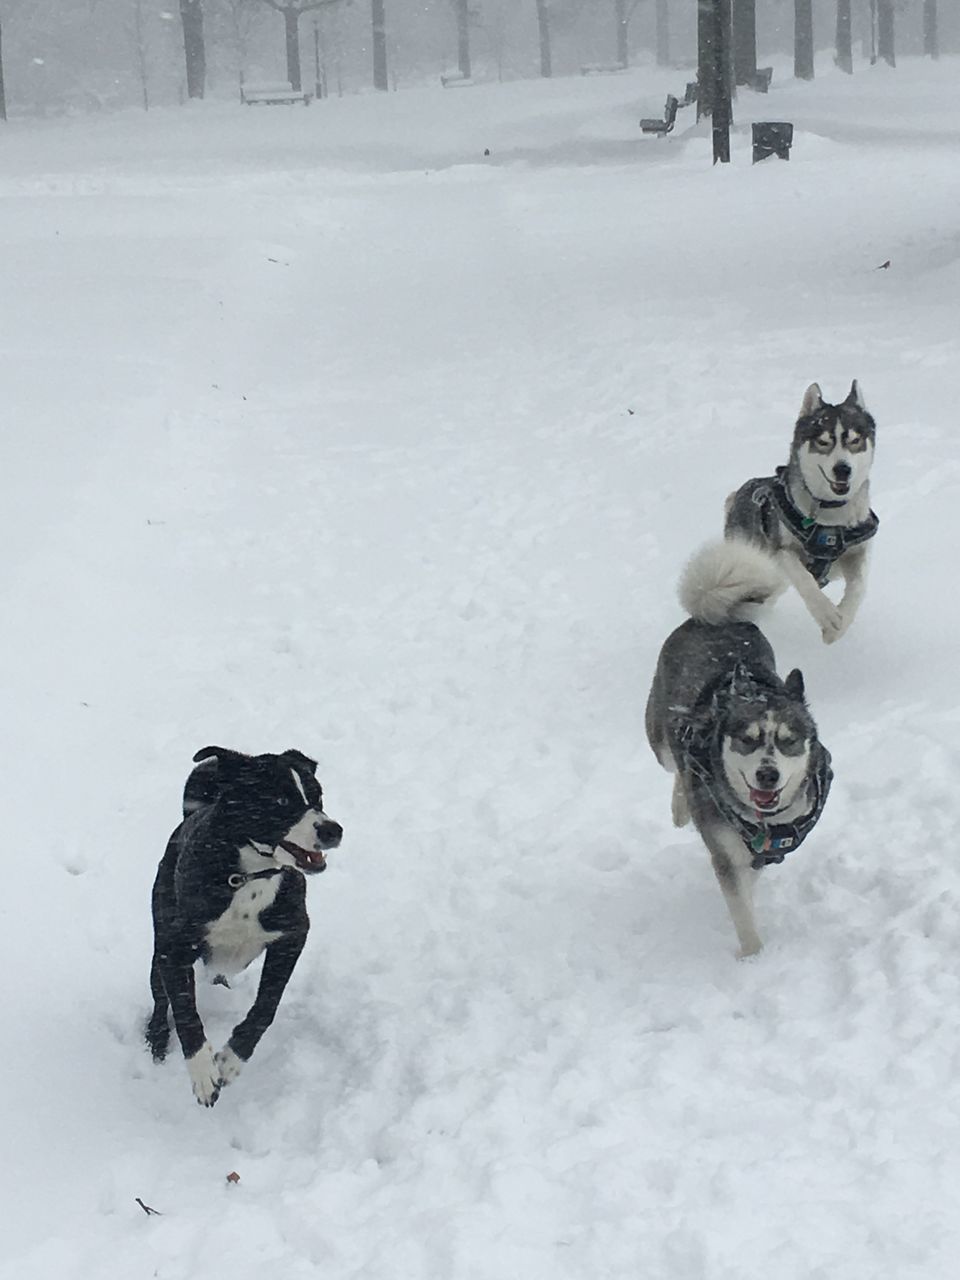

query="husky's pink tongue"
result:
[750,788,779,811]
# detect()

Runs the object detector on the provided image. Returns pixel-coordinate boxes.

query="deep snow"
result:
[2,56,960,1280]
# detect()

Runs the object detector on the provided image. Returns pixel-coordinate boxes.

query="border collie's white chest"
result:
[203,875,283,979]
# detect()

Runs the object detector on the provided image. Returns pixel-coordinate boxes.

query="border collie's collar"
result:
[227,867,283,889]
[680,673,833,869]
[770,467,879,587]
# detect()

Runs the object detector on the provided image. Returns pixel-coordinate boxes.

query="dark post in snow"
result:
[0,20,7,122]
[712,0,732,164]
[697,0,714,118]
[794,0,814,80]
[535,0,552,77]
[923,0,939,60]
[180,0,206,99]
[698,0,732,162]
[455,0,472,79]
[615,0,629,68]
[371,0,388,89]
[835,0,852,74]
[877,0,895,66]
[655,0,669,66]
[732,0,756,87]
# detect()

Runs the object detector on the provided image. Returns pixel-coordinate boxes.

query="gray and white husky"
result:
[724,381,878,644]
[645,540,832,957]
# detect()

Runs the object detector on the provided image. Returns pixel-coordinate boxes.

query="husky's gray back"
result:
[646,618,776,762]
[646,540,781,762]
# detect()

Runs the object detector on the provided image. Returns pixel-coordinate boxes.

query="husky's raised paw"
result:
[811,596,843,640]
[671,775,690,827]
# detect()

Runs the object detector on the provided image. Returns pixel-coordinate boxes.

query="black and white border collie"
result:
[146,746,343,1107]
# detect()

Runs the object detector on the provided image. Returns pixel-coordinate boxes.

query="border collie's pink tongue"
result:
[279,840,327,872]
[750,787,780,811]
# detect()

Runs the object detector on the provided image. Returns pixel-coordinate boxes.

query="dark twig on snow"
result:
[135,1197,162,1216]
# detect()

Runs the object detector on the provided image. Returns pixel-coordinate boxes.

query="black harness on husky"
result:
[747,466,879,588]
[680,670,833,870]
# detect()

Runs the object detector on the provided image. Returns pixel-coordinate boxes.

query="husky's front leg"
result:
[702,822,763,958]
[826,546,869,645]
[777,550,842,643]
[671,774,690,828]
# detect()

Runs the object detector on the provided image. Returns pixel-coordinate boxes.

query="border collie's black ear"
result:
[193,745,245,765]
[282,748,318,774]
[784,669,805,702]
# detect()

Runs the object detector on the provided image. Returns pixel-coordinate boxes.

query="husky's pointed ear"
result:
[800,384,824,417]
[193,745,246,765]
[784,669,806,702]
[843,379,867,411]
[282,748,318,775]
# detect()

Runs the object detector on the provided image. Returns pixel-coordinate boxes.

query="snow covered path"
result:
[2,60,960,1280]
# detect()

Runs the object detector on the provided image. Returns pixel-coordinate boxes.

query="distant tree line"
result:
[0,0,953,118]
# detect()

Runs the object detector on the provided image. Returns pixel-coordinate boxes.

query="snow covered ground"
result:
[2,55,960,1280]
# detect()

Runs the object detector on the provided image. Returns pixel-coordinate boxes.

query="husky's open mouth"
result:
[748,786,782,813]
[278,840,327,873]
[819,466,851,497]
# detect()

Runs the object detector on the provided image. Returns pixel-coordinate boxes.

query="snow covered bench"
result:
[241,82,312,106]
[640,94,680,137]
[440,72,474,88]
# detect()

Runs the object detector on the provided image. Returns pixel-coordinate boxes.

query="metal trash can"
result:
[752,121,794,163]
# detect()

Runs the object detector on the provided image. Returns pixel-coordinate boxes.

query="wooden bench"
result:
[440,72,474,88]
[640,94,680,136]
[748,66,774,93]
[580,62,628,76]
[241,82,312,106]
[682,80,698,106]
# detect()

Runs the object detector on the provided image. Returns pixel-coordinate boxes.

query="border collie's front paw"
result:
[186,1042,223,1107]
[214,1046,245,1086]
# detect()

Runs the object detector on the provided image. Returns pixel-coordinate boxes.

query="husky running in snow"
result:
[645,541,832,957]
[724,381,878,645]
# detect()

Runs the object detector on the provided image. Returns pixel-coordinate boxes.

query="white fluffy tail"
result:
[678,538,783,624]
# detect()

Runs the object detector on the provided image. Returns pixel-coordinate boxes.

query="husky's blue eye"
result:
[276,796,291,807]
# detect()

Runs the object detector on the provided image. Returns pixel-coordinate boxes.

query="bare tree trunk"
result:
[698,0,732,156]
[180,0,206,99]
[794,0,814,80]
[0,20,7,122]
[697,0,713,117]
[282,6,303,87]
[877,0,894,66]
[456,0,471,77]
[615,0,628,67]
[711,0,732,163]
[922,0,937,59]
[732,0,756,85]
[134,0,150,109]
[371,0,388,89]
[835,0,852,73]
[535,0,552,77]
[655,0,669,66]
